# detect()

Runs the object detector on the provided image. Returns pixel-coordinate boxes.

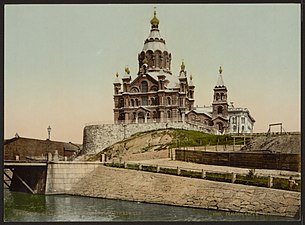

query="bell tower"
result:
[212,66,229,133]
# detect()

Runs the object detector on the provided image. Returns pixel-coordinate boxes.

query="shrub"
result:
[180,170,202,178]
[159,167,178,175]
[142,165,157,172]
[235,174,268,187]
[126,163,139,170]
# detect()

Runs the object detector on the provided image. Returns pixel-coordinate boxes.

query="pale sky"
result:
[4,4,300,143]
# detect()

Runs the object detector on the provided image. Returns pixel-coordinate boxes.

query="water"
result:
[3,189,294,222]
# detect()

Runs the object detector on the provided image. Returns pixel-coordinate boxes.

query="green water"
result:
[3,189,295,222]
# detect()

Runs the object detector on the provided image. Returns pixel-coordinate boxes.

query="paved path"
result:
[126,158,300,179]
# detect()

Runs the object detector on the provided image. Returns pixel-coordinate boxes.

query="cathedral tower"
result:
[212,66,229,133]
[138,9,172,75]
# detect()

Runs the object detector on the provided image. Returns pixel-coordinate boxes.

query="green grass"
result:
[159,167,178,175]
[235,174,268,187]
[273,177,301,192]
[205,172,232,182]
[142,165,158,172]
[106,162,124,168]
[180,170,202,178]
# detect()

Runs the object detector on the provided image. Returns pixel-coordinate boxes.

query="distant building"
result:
[113,10,255,134]
[4,136,82,161]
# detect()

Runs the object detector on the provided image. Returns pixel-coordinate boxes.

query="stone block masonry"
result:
[69,165,300,218]
[82,122,214,154]
[45,161,102,194]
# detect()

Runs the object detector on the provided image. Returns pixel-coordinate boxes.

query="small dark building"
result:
[4,136,82,161]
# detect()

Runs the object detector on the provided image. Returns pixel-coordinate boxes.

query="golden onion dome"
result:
[150,9,159,26]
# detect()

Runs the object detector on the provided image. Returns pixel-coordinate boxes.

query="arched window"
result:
[131,99,134,107]
[217,106,223,115]
[167,110,171,118]
[153,111,158,119]
[221,93,224,100]
[119,98,124,108]
[233,125,237,132]
[141,81,148,93]
[167,97,171,105]
[142,96,148,106]
[216,93,220,101]
[131,87,139,93]
[135,99,139,106]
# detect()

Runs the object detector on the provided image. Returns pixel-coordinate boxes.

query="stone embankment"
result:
[69,165,300,218]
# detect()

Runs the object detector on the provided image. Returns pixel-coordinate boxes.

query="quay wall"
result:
[45,161,102,194]
[68,165,300,218]
[82,122,214,154]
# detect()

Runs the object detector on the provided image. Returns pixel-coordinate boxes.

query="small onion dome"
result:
[125,66,130,75]
[114,72,121,84]
[180,61,185,72]
[189,74,194,86]
[150,9,159,27]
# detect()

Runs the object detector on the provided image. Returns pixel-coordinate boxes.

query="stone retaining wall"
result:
[176,150,301,172]
[69,165,300,218]
[45,161,102,194]
[82,122,214,154]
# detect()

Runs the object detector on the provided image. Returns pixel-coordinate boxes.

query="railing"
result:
[103,161,301,192]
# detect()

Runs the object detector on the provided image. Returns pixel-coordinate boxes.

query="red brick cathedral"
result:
[113,10,255,134]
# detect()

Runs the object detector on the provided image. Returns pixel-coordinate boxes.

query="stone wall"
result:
[82,122,215,154]
[69,165,300,218]
[45,161,102,194]
[175,150,301,172]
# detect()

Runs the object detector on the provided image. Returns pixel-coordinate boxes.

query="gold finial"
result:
[116,72,119,77]
[219,66,223,74]
[181,60,185,71]
[125,66,130,74]
[150,7,159,26]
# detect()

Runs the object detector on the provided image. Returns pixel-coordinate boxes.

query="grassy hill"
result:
[86,128,250,161]
[86,128,300,161]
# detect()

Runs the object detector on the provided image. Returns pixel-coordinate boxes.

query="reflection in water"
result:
[4,189,294,222]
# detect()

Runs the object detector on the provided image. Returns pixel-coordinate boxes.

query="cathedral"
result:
[113,10,255,134]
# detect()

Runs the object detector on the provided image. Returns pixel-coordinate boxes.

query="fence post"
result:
[231,172,236,183]
[157,165,160,173]
[138,163,142,170]
[47,152,52,162]
[177,167,181,175]
[201,169,206,179]
[124,162,127,168]
[268,176,273,188]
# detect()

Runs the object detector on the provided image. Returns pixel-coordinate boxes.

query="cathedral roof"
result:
[146,71,179,89]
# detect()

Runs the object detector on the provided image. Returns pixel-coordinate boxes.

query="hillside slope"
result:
[240,134,301,154]
[87,129,301,161]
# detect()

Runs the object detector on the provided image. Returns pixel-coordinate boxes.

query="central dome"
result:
[138,9,172,75]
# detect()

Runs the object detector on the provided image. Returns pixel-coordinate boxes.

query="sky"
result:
[4,4,300,143]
